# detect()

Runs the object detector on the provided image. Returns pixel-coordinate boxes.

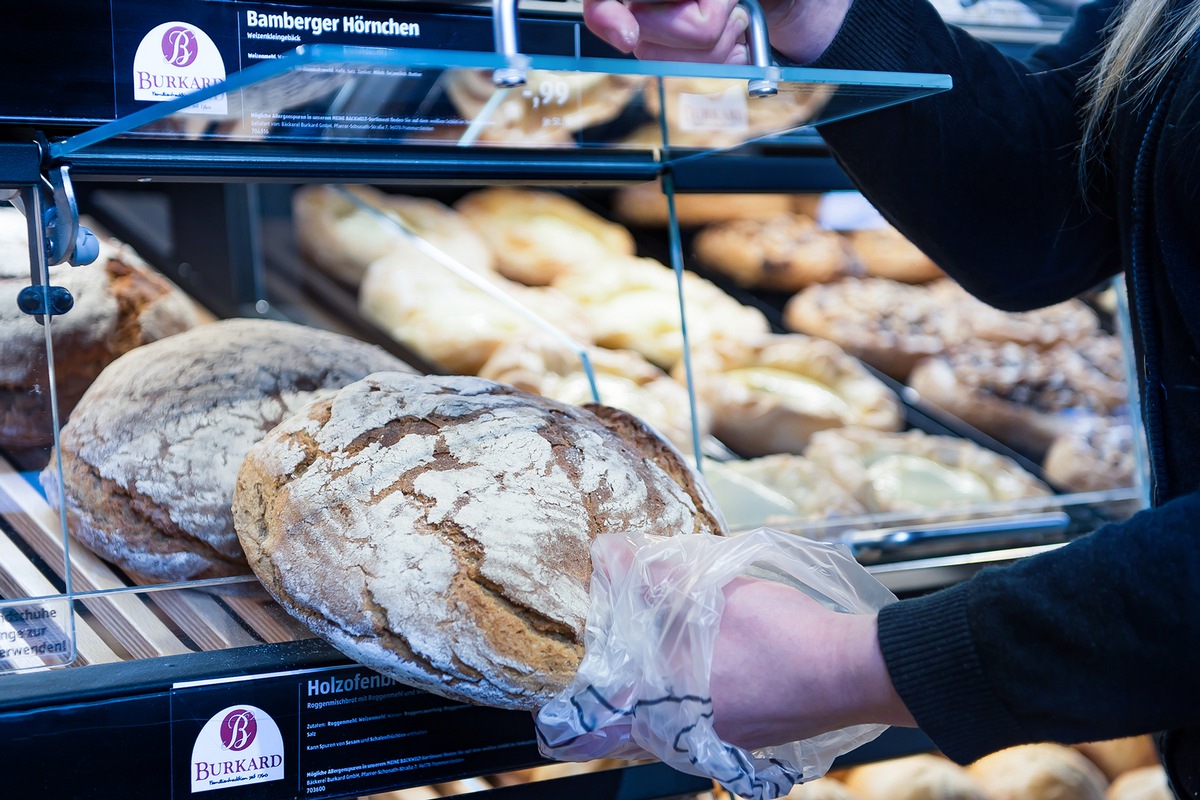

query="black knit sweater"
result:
[805,0,1200,775]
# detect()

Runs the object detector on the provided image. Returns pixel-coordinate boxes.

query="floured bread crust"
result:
[804,427,1050,514]
[233,372,724,710]
[292,184,493,286]
[41,318,414,584]
[967,744,1108,800]
[0,208,199,447]
[845,754,988,800]
[455,188,635,286]
[681,334,902,457]
[477,333,710,452]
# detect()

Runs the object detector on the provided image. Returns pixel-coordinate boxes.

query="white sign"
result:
[133,21,228,114]
[190,704,285,793]
[676,84,749,134]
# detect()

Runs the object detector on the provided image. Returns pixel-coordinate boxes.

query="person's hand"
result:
[581,0,854,65]
[535,528,906,800]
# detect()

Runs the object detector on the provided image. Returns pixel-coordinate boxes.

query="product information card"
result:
[171,664,542,799]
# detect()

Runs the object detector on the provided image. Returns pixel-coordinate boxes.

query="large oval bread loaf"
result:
[233,371,725,710]
[41,318,414,585]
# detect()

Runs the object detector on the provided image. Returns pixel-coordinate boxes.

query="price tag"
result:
[676,84,750,133]
[0,598,74,673]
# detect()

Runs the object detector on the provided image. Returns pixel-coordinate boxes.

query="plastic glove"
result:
[535,527,896,800]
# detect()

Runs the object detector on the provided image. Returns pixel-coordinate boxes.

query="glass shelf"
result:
[51,44,951,164]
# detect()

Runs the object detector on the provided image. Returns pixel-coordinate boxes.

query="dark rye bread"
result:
[40,318,414,585]
[233,372,725,710]
[0,209,199,448]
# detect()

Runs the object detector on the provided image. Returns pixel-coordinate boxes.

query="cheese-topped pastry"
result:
[681,334,902,456]
[804,427,1050,514]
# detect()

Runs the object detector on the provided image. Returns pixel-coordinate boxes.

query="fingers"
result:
[583,0,749,64]
[582,0,642,53]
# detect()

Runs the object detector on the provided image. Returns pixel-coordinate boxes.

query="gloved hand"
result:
[535,528,898,800]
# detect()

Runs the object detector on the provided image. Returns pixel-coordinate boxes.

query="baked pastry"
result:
[682,335,902,456]
[804,427,1051,514]
[844,754,987,800]
[932,279,1101,347]
[784,277,971,381]
[445,69,638,145]
[693,213,859,291]
[0,210,198,449]
[41,319,413,584]
[233,372,725,710]
[553,254,770,369]
[967,744,1108,800]
[907,336,1128,458]
[1043,416,1137,493]
[1074,736,1159,781]
[717,454,867,521]
[455,188,636,286]
[1105,767,1172,800]
[477,333,710,453]
[359,252,593,375]
[612,179,794,227]
[845,225,945,283]
[292,184,493,286]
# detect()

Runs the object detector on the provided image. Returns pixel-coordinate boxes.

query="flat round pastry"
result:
[1105,767,1172,800]
[845,225,944,283]
[1043,416,1137,493]
[477,333,710,453]
[783,777,863,800]
[553,254,769,369]
[804,427,1051,514]
[41,319,414,584]
[0,210,198,449]
[681,335,902,456]
[718,454,867,521]
[611,180,794,227]
[844,754,988,800]
[233,372,725,710]
[931,279,1101,346]
[693,213,859,292]
[783,277,970,381]
[454,188,635,286]
[292,184,494,286]
[967,744,1108,800]
[359,252,593,376]
[907,336,1128,458]
[445,69,638,145]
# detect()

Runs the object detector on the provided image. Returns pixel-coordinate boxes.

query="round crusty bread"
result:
[844,754,988,800]
[40,318,414,585]
[967,744,1109,800]
[232,371,726,710]
[1,209,198,448]
[1074,736,1160,782]
[1105,767,1171,800]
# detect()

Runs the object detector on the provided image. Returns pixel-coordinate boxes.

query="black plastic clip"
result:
[17,285,74,318]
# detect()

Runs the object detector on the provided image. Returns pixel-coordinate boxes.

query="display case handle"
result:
[490,0,780,95]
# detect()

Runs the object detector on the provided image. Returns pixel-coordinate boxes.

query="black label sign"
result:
[171,665,543,800]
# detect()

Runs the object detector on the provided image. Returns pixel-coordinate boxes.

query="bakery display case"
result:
[0,1,1143,798]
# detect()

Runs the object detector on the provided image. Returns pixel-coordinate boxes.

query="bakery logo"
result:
[190,704,285,793]
[133,21,227,114]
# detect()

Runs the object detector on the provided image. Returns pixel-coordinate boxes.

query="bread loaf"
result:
[844,754,987,800]
[967,744,1108,800]
[233,372,725,710]
[41,318,413,584]
[1,208,198,448]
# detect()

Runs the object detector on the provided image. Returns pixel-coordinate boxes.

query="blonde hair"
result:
[1081,0,1200,160]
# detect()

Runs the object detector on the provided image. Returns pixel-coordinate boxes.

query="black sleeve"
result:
[806,0,1124,311]
[877,491,1200,763]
